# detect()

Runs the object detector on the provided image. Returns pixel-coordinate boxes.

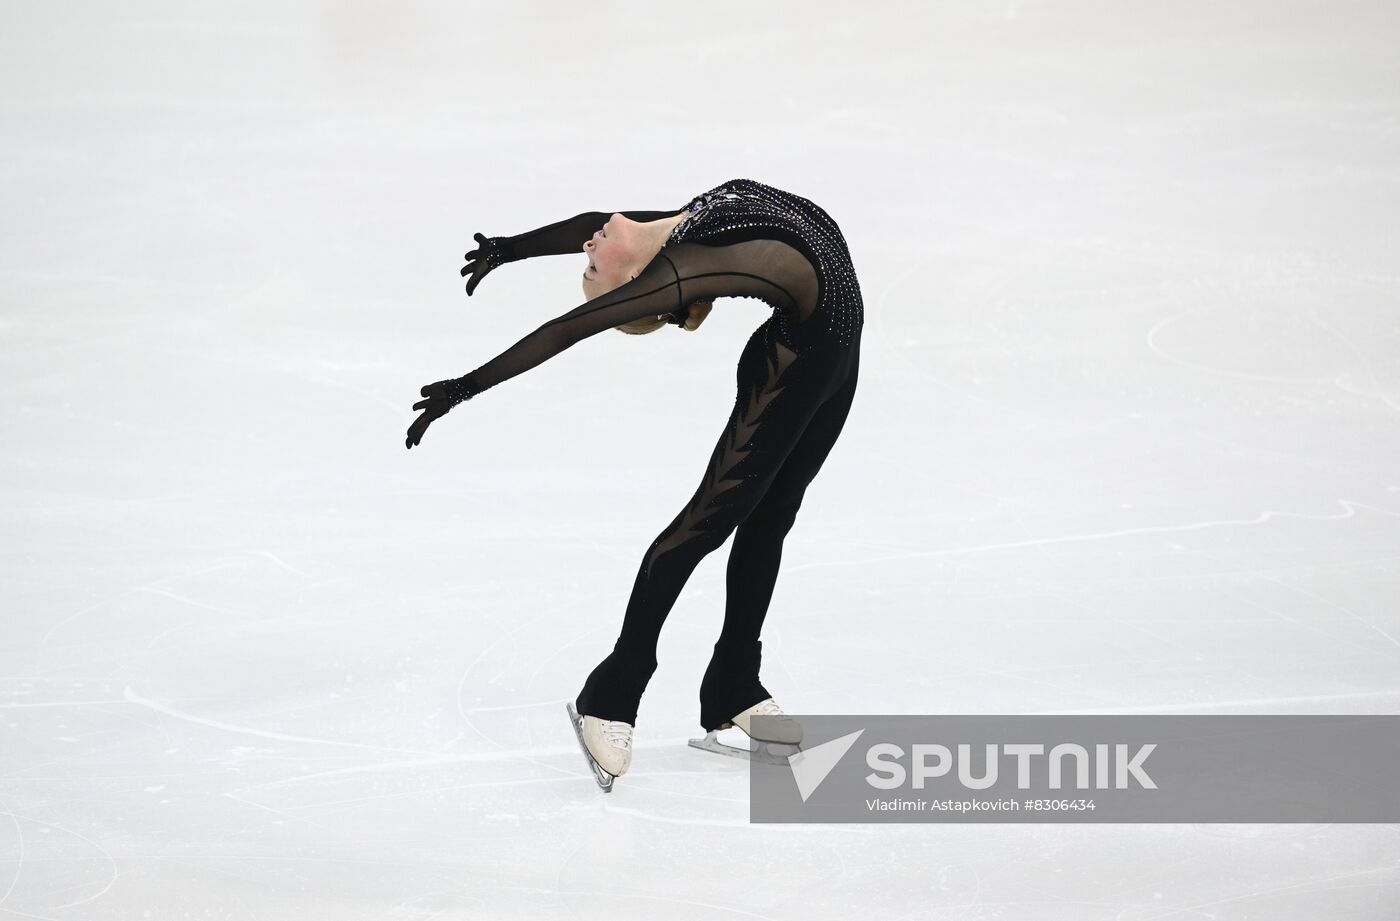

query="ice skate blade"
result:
[688,730,801,767]
[565,701,616,793]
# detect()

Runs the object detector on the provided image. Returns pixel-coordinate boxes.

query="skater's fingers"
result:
[405,413,433,447]
[412,399,429,411]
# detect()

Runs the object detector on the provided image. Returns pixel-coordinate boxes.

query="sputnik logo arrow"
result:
[787,729,865,802]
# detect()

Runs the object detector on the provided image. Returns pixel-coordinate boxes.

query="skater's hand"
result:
[461,232,510,297]
[406,377,474,449]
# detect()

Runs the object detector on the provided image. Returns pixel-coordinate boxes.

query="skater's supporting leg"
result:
[699,356,860,732]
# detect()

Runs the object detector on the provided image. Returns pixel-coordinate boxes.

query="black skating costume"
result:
[444,178,864,731]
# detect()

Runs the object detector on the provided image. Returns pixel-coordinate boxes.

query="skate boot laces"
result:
[754,698,787,718]
[745,698,803,746]
[601,720,632,752]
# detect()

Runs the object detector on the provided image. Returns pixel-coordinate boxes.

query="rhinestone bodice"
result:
[666,178,863,345]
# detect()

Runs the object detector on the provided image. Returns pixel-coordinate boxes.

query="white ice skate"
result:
[688,698,804,766]
[565,701,633,792]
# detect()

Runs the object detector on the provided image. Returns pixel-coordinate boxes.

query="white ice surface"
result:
[2,1,1399,918]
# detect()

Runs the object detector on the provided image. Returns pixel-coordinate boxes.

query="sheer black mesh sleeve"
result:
[452,237,820,400]
[499,209,685,262]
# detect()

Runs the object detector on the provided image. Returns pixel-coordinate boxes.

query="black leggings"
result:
[575,311,861,730]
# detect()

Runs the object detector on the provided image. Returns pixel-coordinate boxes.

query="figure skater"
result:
[407,178,864,791]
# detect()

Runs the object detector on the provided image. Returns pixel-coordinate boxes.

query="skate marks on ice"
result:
[780,498,1400,580]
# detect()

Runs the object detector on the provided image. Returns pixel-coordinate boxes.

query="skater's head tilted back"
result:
[581,211,713,335]
[583,213,674,336]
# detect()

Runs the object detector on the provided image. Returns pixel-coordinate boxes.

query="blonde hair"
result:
[614,314,671,335]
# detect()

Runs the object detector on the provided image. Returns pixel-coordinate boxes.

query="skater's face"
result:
[581,213,642,301]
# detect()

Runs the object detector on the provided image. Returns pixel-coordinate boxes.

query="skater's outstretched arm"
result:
[499,209,685,261]
[407,236,820,448]
[449,238,817,401]
[461,209,684,296]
